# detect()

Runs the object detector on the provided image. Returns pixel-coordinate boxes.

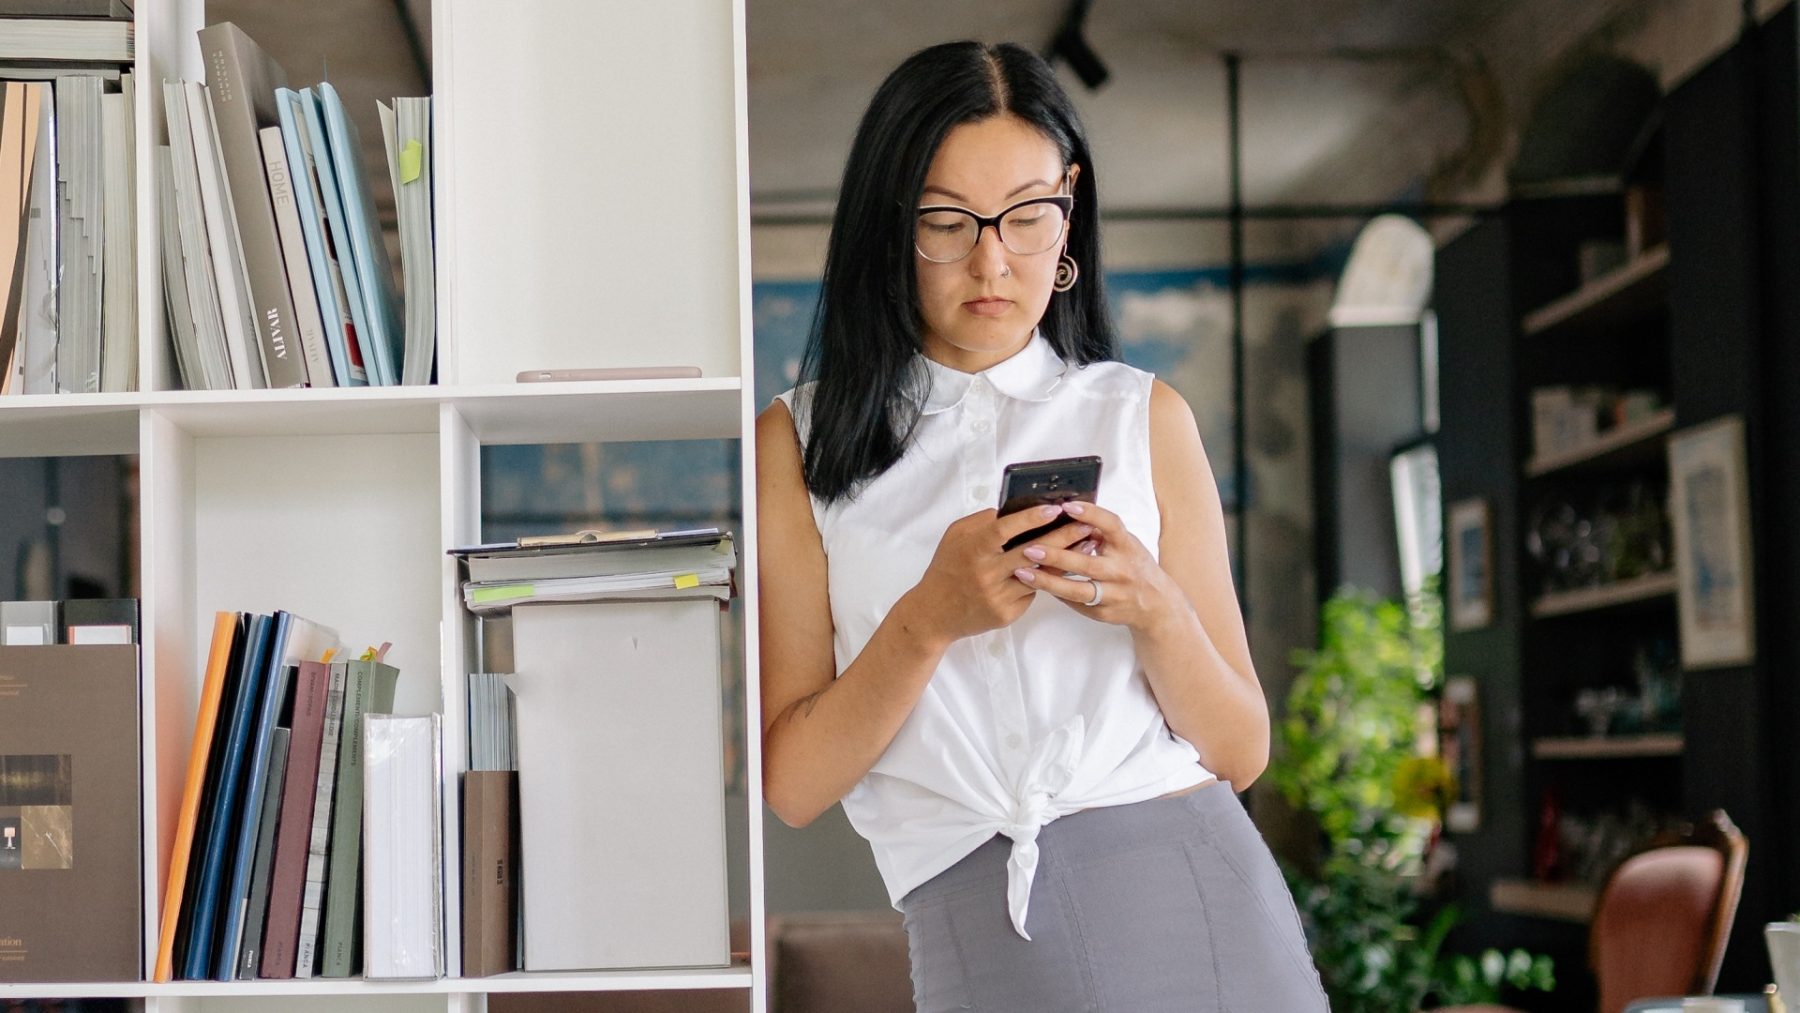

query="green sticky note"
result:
[472,583,531,604]
[674,573,701,590]
[399,139,423,184]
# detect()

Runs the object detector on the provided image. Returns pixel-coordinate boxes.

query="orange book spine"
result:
[152,612,238,982]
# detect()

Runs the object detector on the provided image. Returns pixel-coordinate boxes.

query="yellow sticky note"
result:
[399,139,423,184]
[472,583,532,603]
[674,573,701,590]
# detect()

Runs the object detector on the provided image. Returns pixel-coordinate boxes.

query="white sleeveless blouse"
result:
[773,331,1214,939]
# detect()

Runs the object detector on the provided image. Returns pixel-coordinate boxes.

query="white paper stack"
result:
[456,531,736,613]
[54,74,103,392]
[510,599,730,971]
[99,77,135,392]
[362,713,445,980]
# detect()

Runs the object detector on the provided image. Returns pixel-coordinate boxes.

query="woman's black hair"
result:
[794,40,1119,504]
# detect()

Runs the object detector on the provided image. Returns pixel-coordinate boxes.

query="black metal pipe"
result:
[1227,51,1249,618]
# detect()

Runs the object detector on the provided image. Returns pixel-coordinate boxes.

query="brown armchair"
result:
[1442,809,1748,1013]
[1588,810,1747,1013]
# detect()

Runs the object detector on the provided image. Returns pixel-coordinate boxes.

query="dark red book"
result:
[258,659,329,977]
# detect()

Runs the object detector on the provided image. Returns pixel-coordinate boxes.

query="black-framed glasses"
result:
[914,194,1074,264]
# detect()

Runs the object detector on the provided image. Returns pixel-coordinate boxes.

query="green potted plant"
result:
[1269,584,1554,1011]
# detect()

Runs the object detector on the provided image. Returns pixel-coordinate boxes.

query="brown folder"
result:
[0,645,140,983]
[461,770,518,977]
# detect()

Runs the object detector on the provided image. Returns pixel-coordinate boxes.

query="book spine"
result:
[260,659,329,978]
[258,124,333,388]
[320,659,398,976]
[237,726,290,979]
[198,23,306,388]
[460,770,518,977]
[293,659,347,978]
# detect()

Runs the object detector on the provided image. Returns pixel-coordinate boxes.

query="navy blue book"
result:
[182,613,274,980]
[215,610,296,980]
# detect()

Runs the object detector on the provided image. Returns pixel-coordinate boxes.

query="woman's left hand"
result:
[1011,501,1188,632]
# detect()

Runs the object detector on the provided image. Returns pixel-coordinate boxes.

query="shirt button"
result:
[973,485,990,501]
[1005,734,1024,750]
[988,640,1005,658]
[973,419,991,434]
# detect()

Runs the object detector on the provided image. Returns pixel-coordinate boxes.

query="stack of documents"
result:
[362,713,444,980]
[451,528,736,613]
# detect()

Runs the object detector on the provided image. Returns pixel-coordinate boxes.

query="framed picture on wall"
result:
[1439,675,1482,833]
[1447,498,1493,631]
[1668,415,1756,669]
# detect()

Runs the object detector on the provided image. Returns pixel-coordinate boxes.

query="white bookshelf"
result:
[0,1,768,1011]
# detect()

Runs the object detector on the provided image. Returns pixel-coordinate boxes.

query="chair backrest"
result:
[1589,810,1748,1013]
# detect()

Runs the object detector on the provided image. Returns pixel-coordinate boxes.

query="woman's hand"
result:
[1011,501,1188,633]
[902,504,1095,645]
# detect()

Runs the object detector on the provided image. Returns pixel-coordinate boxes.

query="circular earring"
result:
[1053,254,1079,292]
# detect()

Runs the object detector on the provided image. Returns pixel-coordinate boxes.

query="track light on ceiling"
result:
[1046,0,1108,91]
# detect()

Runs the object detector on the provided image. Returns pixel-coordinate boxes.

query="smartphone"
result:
[997,455,1102,551]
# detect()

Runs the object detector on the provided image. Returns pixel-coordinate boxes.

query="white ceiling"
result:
[746,0,1508,214]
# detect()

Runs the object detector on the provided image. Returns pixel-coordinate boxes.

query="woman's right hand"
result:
[902,504,1095,644]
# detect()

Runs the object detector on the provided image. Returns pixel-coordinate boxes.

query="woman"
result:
[756,40,1327,1012]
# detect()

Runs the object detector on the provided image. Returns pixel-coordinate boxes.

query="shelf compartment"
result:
[1525,407,1676,476]
[1489,878,1598,923]
[0,966,754,999]
[1532,733,1684,759]
[0,394,142,456]
[1522,244,1671,338]
[1530,571,1678,618]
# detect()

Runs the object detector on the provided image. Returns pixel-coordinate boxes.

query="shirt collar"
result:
[914,330,1069,415]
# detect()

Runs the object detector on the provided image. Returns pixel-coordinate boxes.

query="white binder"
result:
[509,599,730,971]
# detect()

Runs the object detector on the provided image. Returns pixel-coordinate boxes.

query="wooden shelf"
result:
[1526,407,1677,476]
[1532,733,1684,759]
[1490,878,1598,923]
[1530,571,1679,618]
[1522,244,1671,338]
[0,965,754,999]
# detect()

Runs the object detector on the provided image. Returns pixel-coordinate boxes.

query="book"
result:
[317,82,402,386]
[363,713,443,979]
[10,81,58,394]
[153,626,243,986]
[197,23,307,389]
[214,652,292,979]
[237,724,290,979]
[258,124,333,387]
[183,79,261,389]
[452,530,733,584]
[153,612,238,981]
[60,597,139,644]
[0,81,49,397]
[275,86,363,386]
[320,652,400,977]
[0,644,140,982]
[459,770,518,977]
[298,87,378,387]
[98,82,133,391]
[293,658,348,977]
[156,145,205,390]
[510,600,730,970]
[216,611,335,978]
[181,612,272,980]
[0,18,133,61]
[0,600,58,645]
[53,75,103,394]
[377,95,434,385]
[172,614,248,976]
[161,79,233,390]
[259,658,330,978]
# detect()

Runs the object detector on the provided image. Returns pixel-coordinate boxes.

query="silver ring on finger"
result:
[1085,580,1104,607]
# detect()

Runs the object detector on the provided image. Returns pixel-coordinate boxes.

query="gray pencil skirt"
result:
[898,781,1329,1012]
